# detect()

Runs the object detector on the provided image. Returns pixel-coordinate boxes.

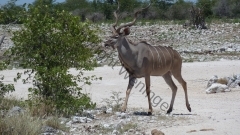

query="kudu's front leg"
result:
[145,75,153,115]
[122,75,136,112]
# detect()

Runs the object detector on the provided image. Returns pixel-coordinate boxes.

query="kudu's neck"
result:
[116,37,137,66]
[117,37,136,54]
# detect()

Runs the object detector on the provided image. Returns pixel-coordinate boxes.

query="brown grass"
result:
[44,116,69,132]
[0,113,42,135]
[216,78,228,85]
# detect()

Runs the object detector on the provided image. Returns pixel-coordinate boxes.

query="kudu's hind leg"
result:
[172,70,191,112]
[122,76,136,112]
[163,72,177,114]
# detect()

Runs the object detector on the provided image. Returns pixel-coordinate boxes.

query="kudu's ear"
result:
[123,27,130,36]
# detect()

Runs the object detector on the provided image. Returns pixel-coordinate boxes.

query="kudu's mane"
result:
[126,38,151,46]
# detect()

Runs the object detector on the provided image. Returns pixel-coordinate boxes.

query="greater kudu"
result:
[104,3,191,115]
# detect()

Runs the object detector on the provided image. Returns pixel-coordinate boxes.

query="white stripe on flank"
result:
[157,46,166,67]
[153,46,162,68]
[147,45,154,70]
[169,48,175,69]
[163,47,172,68]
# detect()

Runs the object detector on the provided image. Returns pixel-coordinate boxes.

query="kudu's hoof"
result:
[188,107,191,112]
[121,108,126,113]
[147,112,152,116]
[166,109,172,114]
[187,104,191,112]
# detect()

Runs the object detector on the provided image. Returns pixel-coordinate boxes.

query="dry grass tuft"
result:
[0,98,24,111]
[0,98,70,135]
[0,113,42,135]
[27,99,57,117]
[45,116,69,132]
[119,123,138,134]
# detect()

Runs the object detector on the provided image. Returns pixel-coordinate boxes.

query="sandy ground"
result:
[1,60,240,135]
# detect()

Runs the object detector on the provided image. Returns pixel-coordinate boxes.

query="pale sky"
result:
[0,0,197,6]
[0,0,65,6]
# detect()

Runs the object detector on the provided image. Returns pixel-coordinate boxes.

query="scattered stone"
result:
[7,106,24,116]
[112,129,119,135]
[151,129,165,135]
[101,106,107,113]
[138,116,147,121]
[207,75,218,88]
[206,83,230,94]
[65,120,72,127]
[120,112,129,119]
[103,123,110,129]
[106,108,112,113]
[219,48,225,52]
[206,74,240,94]
[200,128,214,131]
[115,120,127,130]
[128,128,134,132]
[115,111,121,117]
[72,116,93,123]
[226,48,234,52]
[186,130,197,133]
[41,126,57,134]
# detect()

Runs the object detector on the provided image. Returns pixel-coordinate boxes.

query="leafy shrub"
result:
[6,2,101,116]
[0,61,15,98]
[0,78,14,98]
[0,0,25,24]
[212,0,231,17]
[196,0,217,17]
[165,0,192,20]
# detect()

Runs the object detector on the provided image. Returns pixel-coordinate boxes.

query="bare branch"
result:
[0,36,6,47]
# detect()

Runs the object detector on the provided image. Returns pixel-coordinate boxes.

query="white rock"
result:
[226,48,234,52]
[66,121,72,127]
[137,117,145,121]
[7,106,24,116]
[103,124,110,128]
[112,129,119,135]
[206,83,231,94]
[72,116,92,123]
[115,112,121,117]
[114,120,126,130]
[128,129,134,132]
[207,75,218,88]
[70,127,77,132]
[148,120,156,123]
[126,118,131,122]
[120,113,128,119]
[106,108,113,113]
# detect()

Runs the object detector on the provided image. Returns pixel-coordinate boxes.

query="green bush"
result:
[6,2,101,116]
[196,0,217,18]
[165,0,192,20]
[0,0,25,24]
[0,61,15,98]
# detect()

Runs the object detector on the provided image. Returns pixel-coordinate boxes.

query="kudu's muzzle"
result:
[104,40,116,49]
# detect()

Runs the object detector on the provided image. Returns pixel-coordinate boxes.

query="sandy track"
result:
[1,60,240,134]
